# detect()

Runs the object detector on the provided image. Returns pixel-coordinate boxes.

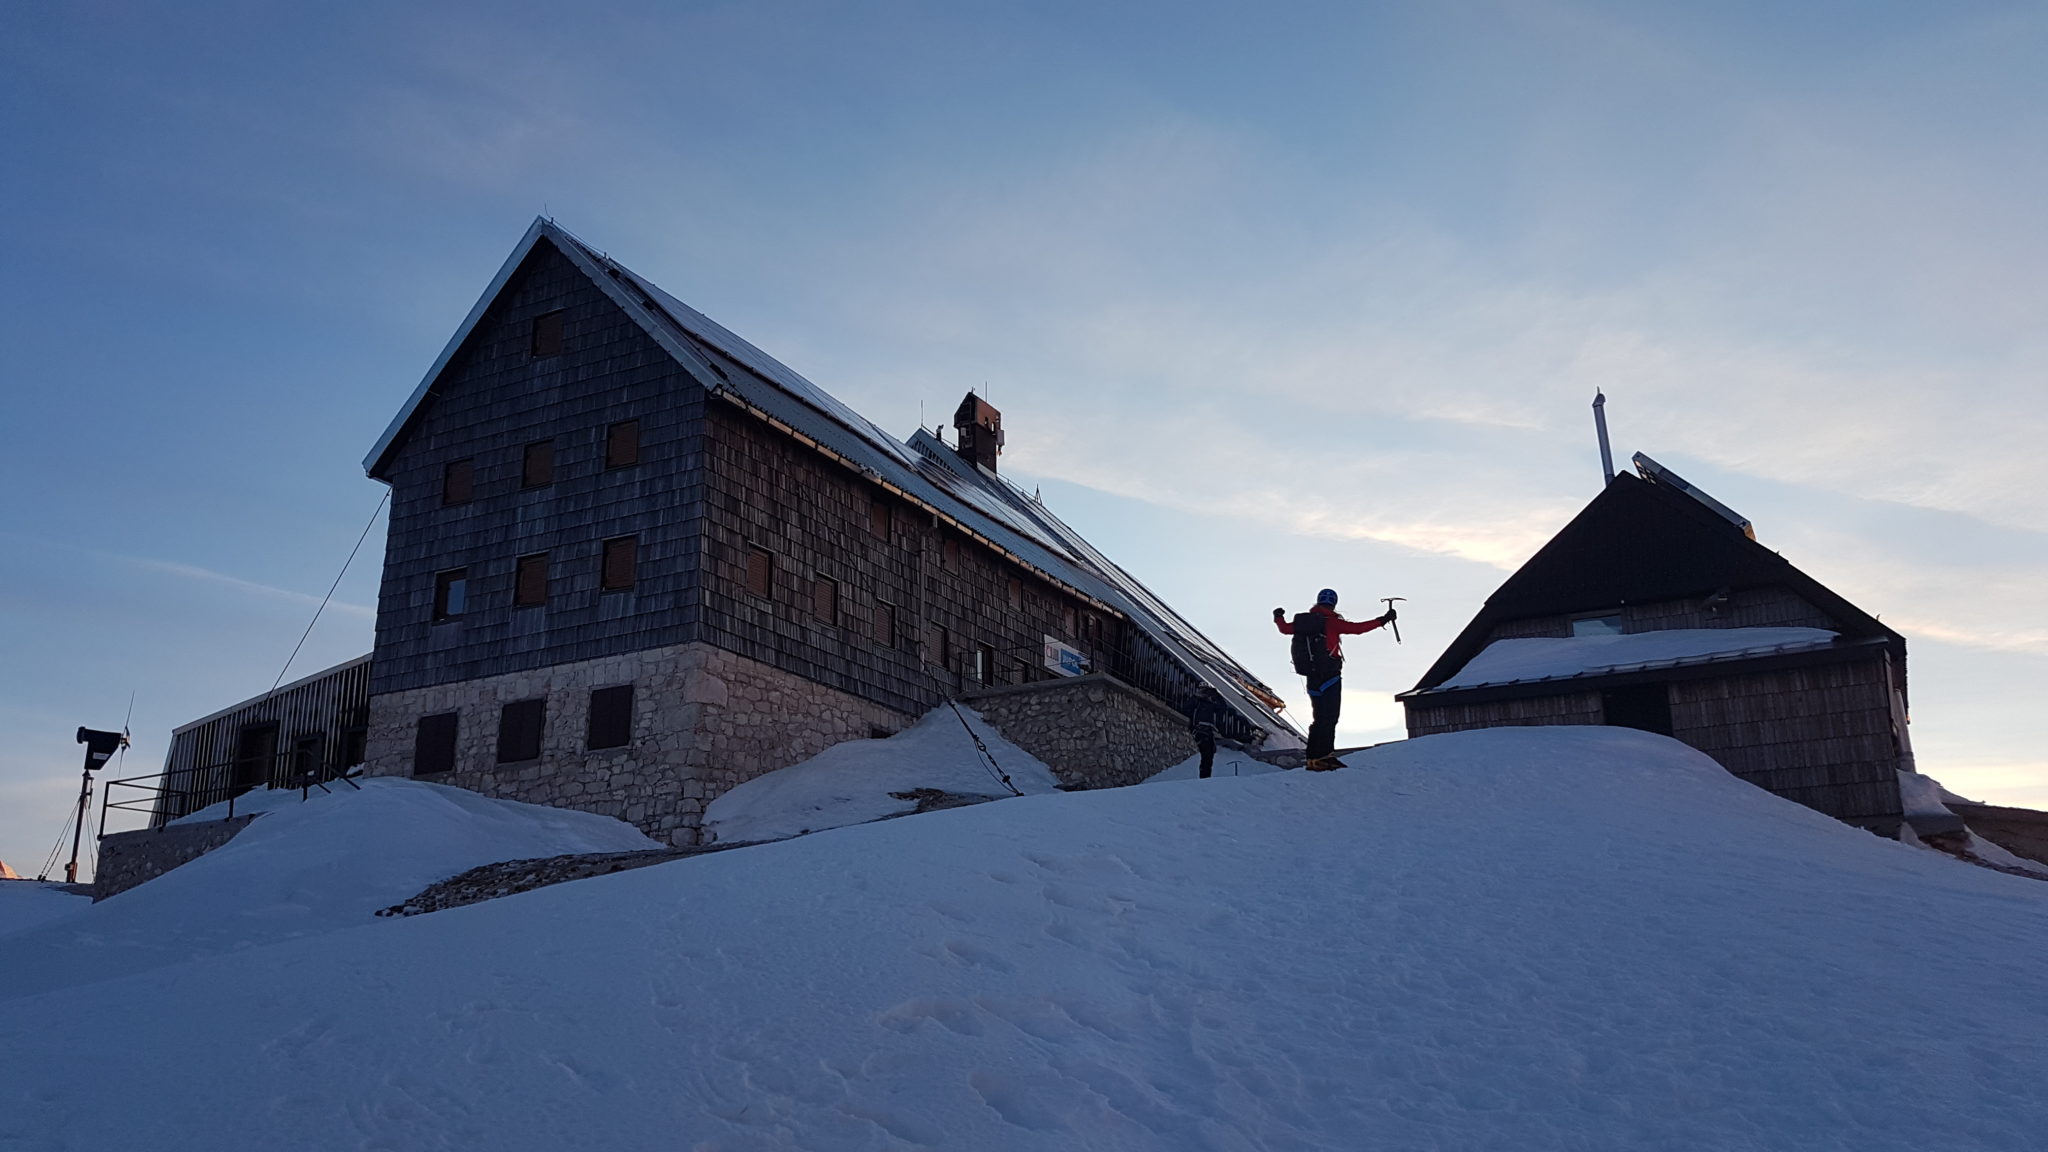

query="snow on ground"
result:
[3,726,2046,1150]
[1142,747,1287,783]
[0,880,89,939]
[1442,626,1838,687]
[703,704,1060,842]
[0,778,656,1004]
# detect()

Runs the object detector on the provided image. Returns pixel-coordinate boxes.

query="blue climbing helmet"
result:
[1316,588,1339,607]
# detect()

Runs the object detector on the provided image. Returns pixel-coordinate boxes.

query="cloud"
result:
[121,556,376,622]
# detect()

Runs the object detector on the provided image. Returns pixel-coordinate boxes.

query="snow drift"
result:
[3,728,2045,1151]
[0,777,657,1003]
[703,704,1061,842]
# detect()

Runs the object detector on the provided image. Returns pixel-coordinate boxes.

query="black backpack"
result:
[1290,612,1341,679]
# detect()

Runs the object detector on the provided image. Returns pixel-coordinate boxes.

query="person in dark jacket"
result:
[1273,589,1396,770]
[1184,686,1232,779]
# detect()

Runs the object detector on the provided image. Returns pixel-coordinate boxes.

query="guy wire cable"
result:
[270,490,389,695]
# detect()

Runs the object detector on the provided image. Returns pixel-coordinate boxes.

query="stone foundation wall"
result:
[964,674,1193,790]
[94,815,258,901]
[365,641,911,846]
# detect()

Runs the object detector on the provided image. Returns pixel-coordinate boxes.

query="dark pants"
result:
[1197,737,1216,779]
[1305,675,1342,761]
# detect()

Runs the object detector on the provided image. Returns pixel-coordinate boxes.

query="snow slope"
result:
[703,704,1061,842]
[1442,626,1838,687]
[0,881,88,938]
[3,728,2046,1150]
[0,778,657,1003]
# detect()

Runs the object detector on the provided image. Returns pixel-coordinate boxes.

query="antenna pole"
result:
[1592,391,1615,485]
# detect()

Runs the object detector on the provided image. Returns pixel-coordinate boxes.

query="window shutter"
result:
[814,576,838,624]
[515,553,548,607]
[413,713,458,776]
[587,685,634,750]
[497,698,546,763]
[869,499,891,541]
[744,547,773,598]
[602,537,638,592]
[443,459,473,505]
[606,420,641,469]
[531,310,565,358]
[523,440,555,488]
[875,601,896,647]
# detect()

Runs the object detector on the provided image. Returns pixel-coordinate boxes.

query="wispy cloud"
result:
[121,556,376,621]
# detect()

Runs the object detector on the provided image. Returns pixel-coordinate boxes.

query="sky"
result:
[3,0,2045,874]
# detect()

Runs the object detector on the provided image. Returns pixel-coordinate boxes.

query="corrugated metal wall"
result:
[155,657,372,827]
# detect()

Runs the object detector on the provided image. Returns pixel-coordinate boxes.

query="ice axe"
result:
[1380,597,1407,643]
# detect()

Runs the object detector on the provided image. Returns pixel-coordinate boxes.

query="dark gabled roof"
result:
[364,218,1300,740]
[1412,471,1905,695]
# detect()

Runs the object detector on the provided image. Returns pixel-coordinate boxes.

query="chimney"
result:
[952,391,1003,473]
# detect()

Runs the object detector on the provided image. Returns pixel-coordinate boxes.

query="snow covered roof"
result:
[363,219,1295,738]
[1417,627,1842,694]
[1411,470,1906,703]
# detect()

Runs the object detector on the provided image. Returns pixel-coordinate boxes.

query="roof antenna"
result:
[1592,391,1616,485]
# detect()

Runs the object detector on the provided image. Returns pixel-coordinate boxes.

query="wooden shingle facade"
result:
[1400,465,1911,833]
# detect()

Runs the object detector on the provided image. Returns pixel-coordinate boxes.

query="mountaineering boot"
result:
[1306,756,1345,772]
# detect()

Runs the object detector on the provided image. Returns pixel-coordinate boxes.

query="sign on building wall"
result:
[1043,636,1088,677]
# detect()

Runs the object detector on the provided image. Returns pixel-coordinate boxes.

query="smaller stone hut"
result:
[1399,456,1910,834]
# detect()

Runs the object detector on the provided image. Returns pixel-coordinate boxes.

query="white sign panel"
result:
[1042,635,1088,677]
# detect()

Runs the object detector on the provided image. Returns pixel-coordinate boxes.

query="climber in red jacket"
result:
[1274,589,1396,771]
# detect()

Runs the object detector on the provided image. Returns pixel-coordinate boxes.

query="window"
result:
[942,537,962,570]
[531,309,565,358]
[514,553,549,607]
[433,568,468,621]
[1063,606,1077,637]
[813,576,839,625]
[522,440,555,488]
[606,420,641,469]
[587,685,633,750]
[340,725,368,769]
[413,713,458,776]
[744,547,774,598]
[232,723,277,791]
[497,698,546,763]
[975,643,997,686]
[1007,576,1023,609]
[291,733,324,781]
[601,536,638,592]
[869,498,892,542]
[442,458,474,506]
[929,624,951,668]
[875,601,897,648]
[1572,614,1624,637]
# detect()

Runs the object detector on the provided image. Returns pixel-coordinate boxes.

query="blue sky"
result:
[4,1,2045,873]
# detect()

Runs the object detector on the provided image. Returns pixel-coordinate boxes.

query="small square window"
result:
[514,553,548,607]
[744,547,774,598]
[587,684,633,751]
[497,698,546,763]
[869,498,892,542]
[606,420,641,469]
[813,576,839,625]
[531,310,565,358]
[442,459,474,506]
[875,601,897,648]
[602,536,638,592]
[929,624,951,668]
[522,440,555,488]
[1007,576,1023,609]
[433,568,468,621]
[975,643,997,686]
[942,537,961,570]
[414,713,458,777]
